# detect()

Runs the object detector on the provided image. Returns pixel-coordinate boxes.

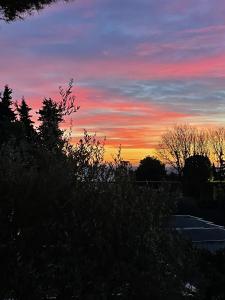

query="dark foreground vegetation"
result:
[0,0,69,21]
[0,84,225,299]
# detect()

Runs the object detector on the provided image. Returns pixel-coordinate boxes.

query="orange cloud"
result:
[62,86,191,164]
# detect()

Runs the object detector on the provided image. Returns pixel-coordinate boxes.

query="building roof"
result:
[169,215,218,230]
[169,215,225,252]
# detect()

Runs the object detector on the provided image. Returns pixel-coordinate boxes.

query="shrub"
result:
[136,156,166,182]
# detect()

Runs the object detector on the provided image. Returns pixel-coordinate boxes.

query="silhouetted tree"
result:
[38,98,64,151]
[38,80,79,152]
[0,85,16,146]
[136,156,166,182]
[17,98,35,141]
[158,125,210,177]
[183,155,211,198]
[210,127,225,179]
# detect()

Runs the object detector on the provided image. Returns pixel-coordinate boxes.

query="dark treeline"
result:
[1,84,225,299]
[0,0,69,21]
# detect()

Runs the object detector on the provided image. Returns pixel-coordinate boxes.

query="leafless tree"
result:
[158,124,210,176]
[210,127,225,168]
[193,129,210,157]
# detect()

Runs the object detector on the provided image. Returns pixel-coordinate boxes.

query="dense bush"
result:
[136,156,166,182]
[197,249,225,299]
[0,137,197,299]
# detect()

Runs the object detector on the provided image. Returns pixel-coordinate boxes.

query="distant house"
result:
[169,215,225,252]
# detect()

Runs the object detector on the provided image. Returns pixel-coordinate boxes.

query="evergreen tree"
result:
[38,98,64,151]
[17,98,34,141]
[183,154,211,198]
[0,85,16,146]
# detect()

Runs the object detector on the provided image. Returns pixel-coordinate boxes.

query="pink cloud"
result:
[59,86,191,150]
[18,85,190,152]
[183,24,225,35]
[2,49,225,98]
[54,54,225,80]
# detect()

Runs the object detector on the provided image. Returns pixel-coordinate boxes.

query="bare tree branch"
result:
[58,79,80,116]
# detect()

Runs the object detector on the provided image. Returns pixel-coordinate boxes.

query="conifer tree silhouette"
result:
[0,85,16,146]
[17,98,35,141]
[38,98,64,151]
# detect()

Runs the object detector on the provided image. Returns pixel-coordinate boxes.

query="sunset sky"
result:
[1,0,225,164]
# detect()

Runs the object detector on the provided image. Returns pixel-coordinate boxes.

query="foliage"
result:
[0,140,197,299]
[38,98,65,151]
[0,0,70,21]
[0,85,199,299]
[183,155,211,198]
[136,156,166,182]
[16,97,36,143]
[197,249,225,300]
[0,85,17,146]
